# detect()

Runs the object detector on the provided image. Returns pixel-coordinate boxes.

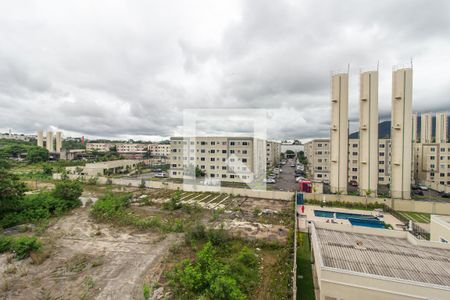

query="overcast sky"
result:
[1,0,449,141]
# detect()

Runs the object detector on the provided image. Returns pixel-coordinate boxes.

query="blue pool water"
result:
[314,210,385,228]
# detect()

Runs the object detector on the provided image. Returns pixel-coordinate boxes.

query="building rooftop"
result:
[314,227,450,287]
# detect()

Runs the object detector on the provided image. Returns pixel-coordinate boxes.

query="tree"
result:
[0,169,27,217]
[195,166,205,178]
[52,180,83,208]
[42,164,53,176]
[27,147,49,163]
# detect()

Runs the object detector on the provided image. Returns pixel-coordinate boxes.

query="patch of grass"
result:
[0,235,42,259]
[397,211,430,223]
[296,232,314,300]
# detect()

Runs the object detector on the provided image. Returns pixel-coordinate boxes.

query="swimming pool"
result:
[314,209,385,228]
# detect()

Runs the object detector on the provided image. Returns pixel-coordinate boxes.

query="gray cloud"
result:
[0,0,449,141]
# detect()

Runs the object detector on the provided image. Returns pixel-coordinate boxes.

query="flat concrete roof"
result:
[314,227,450,287]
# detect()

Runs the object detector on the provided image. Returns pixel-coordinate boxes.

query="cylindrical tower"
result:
[359,70,379,196]
[391,67,413,199]
[55,131,62,153]
[46,131,53,152]
[330,72,349,194]
[37,130,44,147]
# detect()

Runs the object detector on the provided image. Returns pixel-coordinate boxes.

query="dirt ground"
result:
[1,207,181,300]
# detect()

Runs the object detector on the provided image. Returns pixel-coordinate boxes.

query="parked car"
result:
[295,176,305,182]
[411,184,420,190]
[412,190,424,196]
[154,172,166,178]
[322,179,330,184]
[349,180,358,187]
[440,192,450,198]
[263,178,276,184]
[418,185,428,191]
[290,164,296,167]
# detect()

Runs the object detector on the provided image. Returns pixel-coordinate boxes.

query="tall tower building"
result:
[391,68,413,199]
[330,72,349,194]
[37,130,44,147]
[359,70,378,196]
[420,112,432,143]
[412,113,418,143]
[55,131,62,153]
[435,112,448,143]
[46,131,53,152]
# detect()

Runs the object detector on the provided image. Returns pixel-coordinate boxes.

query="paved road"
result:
[273,159,299,192]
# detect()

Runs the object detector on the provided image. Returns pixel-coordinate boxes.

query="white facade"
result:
[169,136,266,183]
[436,112,448,143]
[330,73,349,194]
[430,215,450,244]
[420,112,433,143]
[390,68,413,199]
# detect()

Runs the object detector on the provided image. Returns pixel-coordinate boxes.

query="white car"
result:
[154,172,167,178]
[295,176,305,182]
[418,185,428,191]
[263,178,276,184]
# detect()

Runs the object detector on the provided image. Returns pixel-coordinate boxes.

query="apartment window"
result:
[201,149,205,153]
[440,173,445,177]
[352,144,358,148]
[352,160,357,163]
[379,169,385,173]
[430,156,435,160]
[200,165,205,169]
[222,166,226,170]
[318,144,322,147]
[317,151,322,155]
[379,161,385,164]
[200,157,205,161]
[431,147,435,152]
[210,174,215,177]
[352,176,357,180]
[380,152,385,156]
[441,148,445,152]
[243,150,247,154]
[210,150,215,153]
[378,177,384,181]
[230,175,235,179]
[379,144,385,148]
[210,158,215,161]
[317,174,322,178]
[352,152,357,156]
[230,142,235,146]
[352,168,357,172]
[211,141,215,145]
[222,150,227,154]
[210,166,215,170]
[201,141,206,145]
[318,159,322,163]
[230,150,235,154]
[172,164,177,167]
[222,174,226,178]
[242,158,247,163]
[242,142,249,146]
[172,171,177,175]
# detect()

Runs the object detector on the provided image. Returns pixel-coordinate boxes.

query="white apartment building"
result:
[414,143,450,192]
[86,143,112,152]
[115,143,147,153]
[169,137,266,183]
[304,138,391,186]
[266,141,281,167]
[148,144,171,157]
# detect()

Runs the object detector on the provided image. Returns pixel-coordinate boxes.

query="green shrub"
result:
[207,228,230,247]
[52,180,83,208]
[163,190,182,211]
[0,235,41,259]
[87,177,98,185]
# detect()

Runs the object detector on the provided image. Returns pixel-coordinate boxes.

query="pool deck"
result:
[298,205,404,230]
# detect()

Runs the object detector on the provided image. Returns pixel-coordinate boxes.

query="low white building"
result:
[430,215,450,244]
[310,222,450,300]
[66,160,142,176]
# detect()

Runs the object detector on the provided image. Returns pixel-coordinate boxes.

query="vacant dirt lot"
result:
[1,207,181,300]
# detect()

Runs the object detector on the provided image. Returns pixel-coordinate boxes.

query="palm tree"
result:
[364,188,373,208]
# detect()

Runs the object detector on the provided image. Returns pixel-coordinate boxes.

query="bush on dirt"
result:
[0,235,42,259]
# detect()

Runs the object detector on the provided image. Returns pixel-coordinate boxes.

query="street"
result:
[273,158,299,192]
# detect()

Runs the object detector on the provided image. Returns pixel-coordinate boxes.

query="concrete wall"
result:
[52,174,294,201]
[304,192,450,215]
[430,215,450,243]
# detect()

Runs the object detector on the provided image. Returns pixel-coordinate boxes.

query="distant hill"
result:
[349,120,391,139]
[349,116,450,139]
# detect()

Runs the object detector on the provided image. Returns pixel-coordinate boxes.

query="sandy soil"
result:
[1,208,181,300]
